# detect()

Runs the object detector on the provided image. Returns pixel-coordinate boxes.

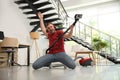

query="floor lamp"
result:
[30,32,40,58]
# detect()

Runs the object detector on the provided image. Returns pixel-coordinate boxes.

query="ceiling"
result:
[61,0,116,10]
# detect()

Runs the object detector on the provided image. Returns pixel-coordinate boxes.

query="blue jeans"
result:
[32,52,76,69]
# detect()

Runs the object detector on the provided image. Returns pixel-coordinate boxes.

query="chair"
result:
[0,37,20,67]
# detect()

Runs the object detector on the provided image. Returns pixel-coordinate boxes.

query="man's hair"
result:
[45,22,56,32]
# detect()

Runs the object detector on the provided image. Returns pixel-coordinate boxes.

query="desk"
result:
[1,44,30,66]
[19,44,30,66]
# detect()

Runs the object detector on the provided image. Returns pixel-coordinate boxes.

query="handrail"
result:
[50,0,68,16]
[80,21,120,40]
[56,0,69,17]
[73,20,120,57]
[48,0,68,21]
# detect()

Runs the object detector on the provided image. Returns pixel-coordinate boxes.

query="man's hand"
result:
[37,12,43,20]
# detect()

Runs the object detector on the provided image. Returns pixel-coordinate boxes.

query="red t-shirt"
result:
[48,30,65,54]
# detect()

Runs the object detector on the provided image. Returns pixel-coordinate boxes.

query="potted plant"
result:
[92,37,108,51]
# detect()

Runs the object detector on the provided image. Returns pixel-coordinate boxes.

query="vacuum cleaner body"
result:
[79,58,93,66]
[74,56,94,66]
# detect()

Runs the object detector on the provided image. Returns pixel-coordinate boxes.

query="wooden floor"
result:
[0,60,120,80]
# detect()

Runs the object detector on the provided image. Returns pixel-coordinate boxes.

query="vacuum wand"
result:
[73,14,82,26]
[46,14,82,54]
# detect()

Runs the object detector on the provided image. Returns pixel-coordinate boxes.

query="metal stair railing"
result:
[15,0,65,31]
[68,20,120,58]
[48,0,69,27]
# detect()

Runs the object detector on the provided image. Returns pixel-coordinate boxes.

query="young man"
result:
[32,12,76,69]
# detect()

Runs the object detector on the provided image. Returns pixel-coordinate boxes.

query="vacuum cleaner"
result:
[74,56,94,66]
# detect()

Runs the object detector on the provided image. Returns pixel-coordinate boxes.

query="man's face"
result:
[46,23,56,34]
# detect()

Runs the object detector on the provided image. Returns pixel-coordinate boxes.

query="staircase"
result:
[14,0,120,64]
[15,0,65,32]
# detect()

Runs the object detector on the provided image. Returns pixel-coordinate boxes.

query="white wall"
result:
[0,0,48,64]
[0,0,31,43]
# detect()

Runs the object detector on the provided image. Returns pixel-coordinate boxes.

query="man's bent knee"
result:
[69,64,76,69]
[32,63,39,70]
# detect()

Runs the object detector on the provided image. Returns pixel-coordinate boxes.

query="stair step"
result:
[23,7,54,14]
[30,18,61,25]
[37,27,65,32]
[19,5,31,10]
[15,0,65,32]
[37,7,54,13]
[30,21,39,25]
[27,16,38,19]
[15,0,27,5]
[30,21,63,26]
[15,0,39,5]
[71,36,93,50]
[44,13,58,19]
[19,1,51,10]
[33,1,51,8]
[27,13,57,19]
[53,22,63,26]
[23,11,35,14]
[44,18,61,23]
[56,27,66,30]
